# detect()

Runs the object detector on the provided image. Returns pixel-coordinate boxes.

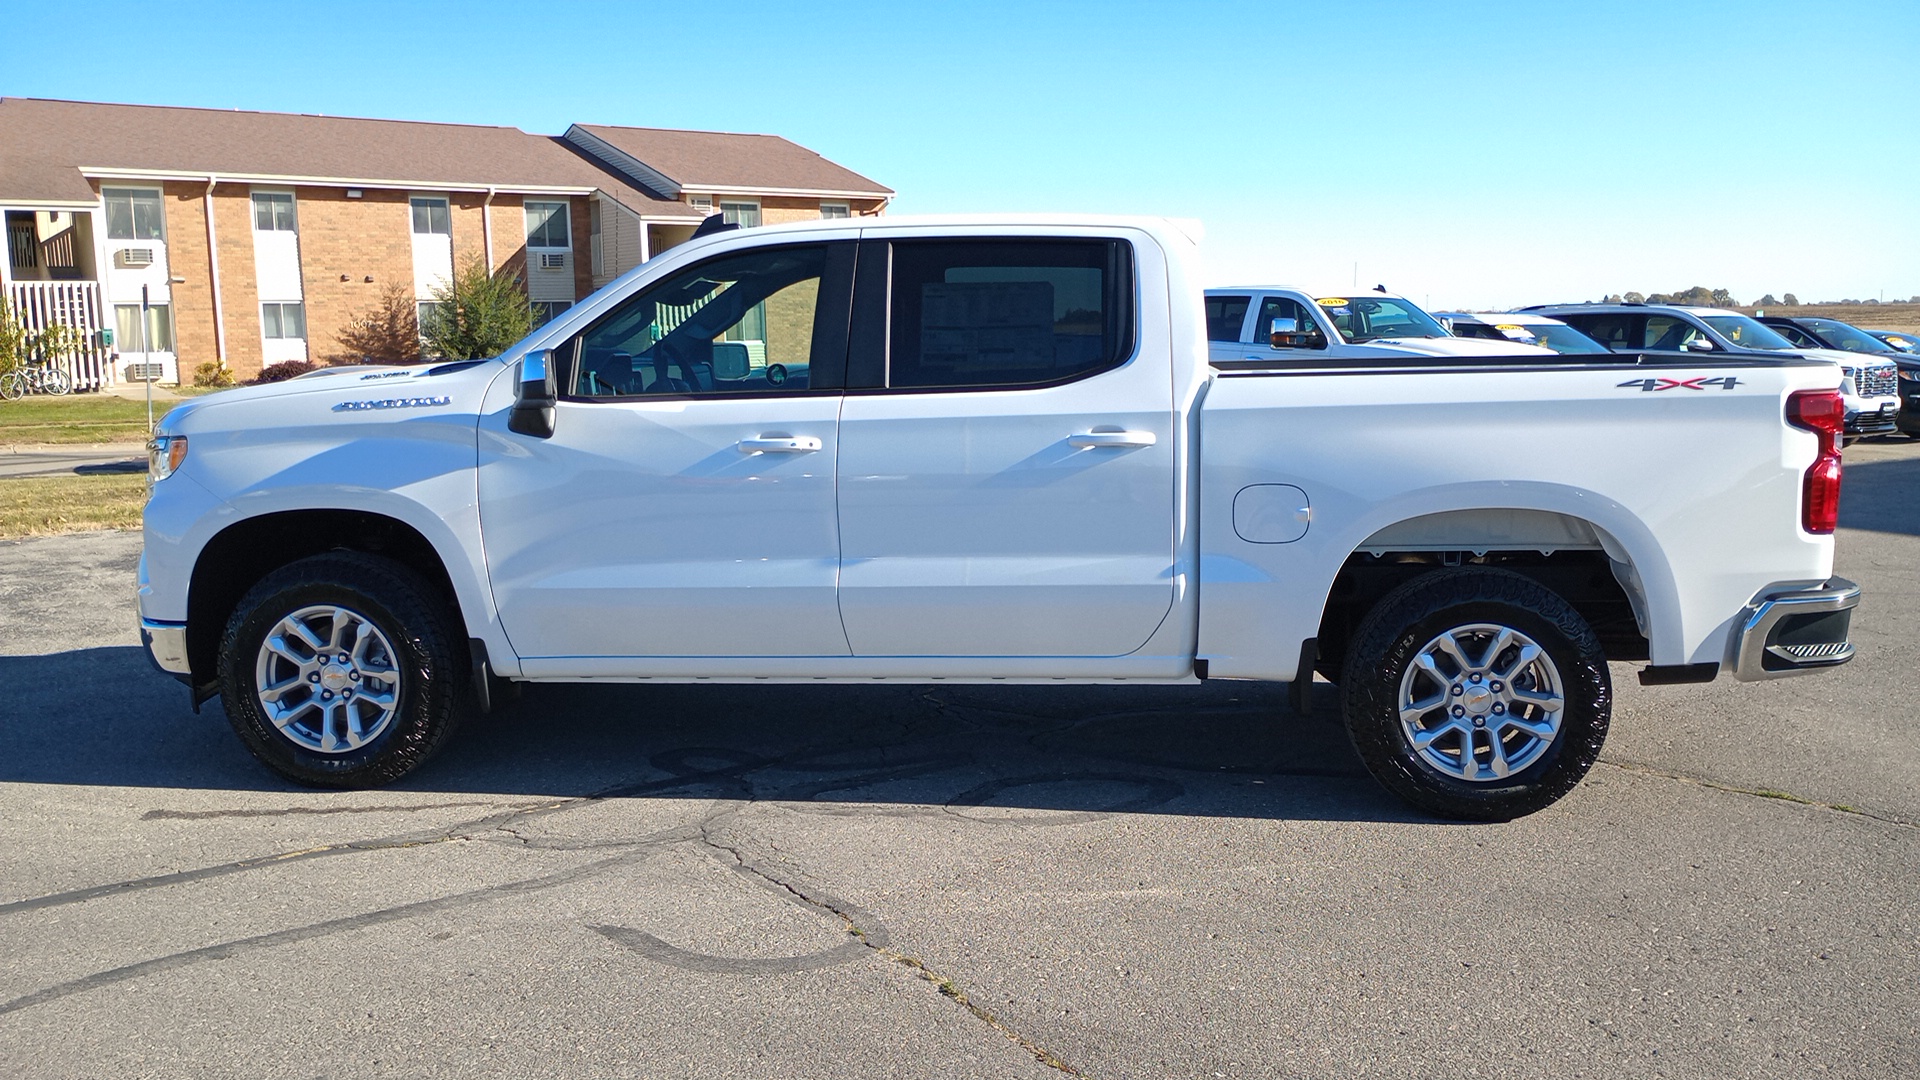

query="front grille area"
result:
[1860,363,1898,398]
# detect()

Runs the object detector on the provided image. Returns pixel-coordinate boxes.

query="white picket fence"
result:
[6,280,114,391]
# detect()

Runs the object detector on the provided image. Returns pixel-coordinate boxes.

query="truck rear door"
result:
[834,233,1178,657]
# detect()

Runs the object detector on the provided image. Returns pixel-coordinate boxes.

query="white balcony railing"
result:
[5,280,113,391]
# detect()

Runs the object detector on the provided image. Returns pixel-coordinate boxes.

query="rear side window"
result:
[1206,294,1250,342]
[887,240,1133,390]
[1566,313,1634,350]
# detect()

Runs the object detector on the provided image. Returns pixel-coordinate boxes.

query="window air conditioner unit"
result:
[116,248,155,268]
[538,252,567,270]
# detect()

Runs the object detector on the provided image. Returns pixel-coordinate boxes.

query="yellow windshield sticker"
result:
[1494,324,1523,331]
[1317,297,1349,307]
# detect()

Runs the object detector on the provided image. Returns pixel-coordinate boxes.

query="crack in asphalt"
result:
[1597,758,1915,827]
[140,799,517,820]
[0,853,641,1018]
[696,820,1088,1078]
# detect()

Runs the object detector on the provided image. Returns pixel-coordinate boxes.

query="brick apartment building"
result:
[0,98,891,386]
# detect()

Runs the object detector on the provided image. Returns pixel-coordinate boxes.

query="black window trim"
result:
[844,236,1140,396]
[554,239,856,404]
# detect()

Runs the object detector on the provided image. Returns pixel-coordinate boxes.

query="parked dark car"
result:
[1759,316,1920,436]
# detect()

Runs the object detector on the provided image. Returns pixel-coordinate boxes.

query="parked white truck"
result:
[140,216,1858,820]
[1205,286,1558,364]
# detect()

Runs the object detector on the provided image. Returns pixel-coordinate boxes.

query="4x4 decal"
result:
[1618,376,1742,392]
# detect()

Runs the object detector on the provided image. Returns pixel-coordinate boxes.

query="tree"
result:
[1783,293,1799,306]
[1756,294,1778,307]
[420,256,533,361]
[332,283,422,365]
[1623,291,1645,304]
[1710,288,1736,307]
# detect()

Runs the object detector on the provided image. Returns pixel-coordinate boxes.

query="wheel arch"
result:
[1314,505,1670,681]
[185,508,477,693]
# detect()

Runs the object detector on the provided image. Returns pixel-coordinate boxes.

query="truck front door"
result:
[834,234,1177,658]
[478,241,855,665]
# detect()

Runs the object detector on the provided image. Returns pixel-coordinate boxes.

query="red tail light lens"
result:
[1786,389,1844,534]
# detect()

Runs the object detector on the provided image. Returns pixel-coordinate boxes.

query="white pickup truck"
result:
[139,215,1859,820]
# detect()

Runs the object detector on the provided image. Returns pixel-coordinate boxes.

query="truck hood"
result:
[1364,336,1560,358]
[157,360,505,433]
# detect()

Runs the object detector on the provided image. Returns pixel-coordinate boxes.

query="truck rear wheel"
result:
[1341,567,1611,820]
[218,552,463,788]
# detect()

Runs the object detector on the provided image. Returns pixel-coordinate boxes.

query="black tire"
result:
[219,552,464,787]
[1340,567,1611,821]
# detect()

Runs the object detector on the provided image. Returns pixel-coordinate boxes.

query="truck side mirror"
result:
[508,349,557,438]
[1684,337,1716,352]
[1270,317,1322,349]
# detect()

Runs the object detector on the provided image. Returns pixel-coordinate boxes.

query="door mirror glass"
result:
[509,349,557,438]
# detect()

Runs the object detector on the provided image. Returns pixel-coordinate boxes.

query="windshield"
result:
[1501,321,1610,355]
[1698,315,1799,351]
[1313,295,1449,342]
[1801,318,1898,354]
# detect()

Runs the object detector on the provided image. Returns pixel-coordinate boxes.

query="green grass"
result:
[0,473,147,538]
[0,394,185,444]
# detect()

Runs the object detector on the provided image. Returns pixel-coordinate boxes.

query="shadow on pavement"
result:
[1841,442,1920,538]
[0,646,1413,823]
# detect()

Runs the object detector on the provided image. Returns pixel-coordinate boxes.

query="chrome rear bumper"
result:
[1728,577,1860,682]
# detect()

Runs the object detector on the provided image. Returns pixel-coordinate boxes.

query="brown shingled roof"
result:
[570,123,892,196]
[1,99,715,220]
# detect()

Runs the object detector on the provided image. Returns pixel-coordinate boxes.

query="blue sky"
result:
[10,0,1916,309]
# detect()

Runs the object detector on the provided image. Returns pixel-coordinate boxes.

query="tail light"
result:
[1786,389,1843,534]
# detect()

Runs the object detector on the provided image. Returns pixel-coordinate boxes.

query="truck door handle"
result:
[1068,430,1157,449]
[736,435,822,454]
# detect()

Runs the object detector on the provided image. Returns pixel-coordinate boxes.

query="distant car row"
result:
[1200,286,1913,439]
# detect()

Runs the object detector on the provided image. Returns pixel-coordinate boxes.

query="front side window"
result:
[1257,295,1324,348]
[525,201,570,249]
[114,303,174,351]
[411,197,450,236]
[261,302,306,340]
[104,188,165,241]
[570,244,835,398]
[1769,322,1820,349]
[251,192,297,232]
[1643,315,1706,350]
[887,239,1133,390]
[1205,294,1249,342]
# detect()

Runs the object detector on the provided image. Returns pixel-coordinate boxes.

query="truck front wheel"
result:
[1341,568,1611,821]
[218,552,463,788]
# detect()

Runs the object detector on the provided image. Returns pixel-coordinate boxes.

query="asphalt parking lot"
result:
[1,441,1916,1079]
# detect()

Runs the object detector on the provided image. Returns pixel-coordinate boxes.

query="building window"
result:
[531,300,571,329]
[411,197,450,236]
[114,304,175,351]
[689,196,712,213]
[104,188,165,241]
[525,201,570,249]
[251,192,297,232]
[820,203,851,220]
[720,201,760,228]
[261,302,306,340]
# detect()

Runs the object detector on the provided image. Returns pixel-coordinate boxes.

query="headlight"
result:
[148,434,188,482]
[1900,367,1920,383]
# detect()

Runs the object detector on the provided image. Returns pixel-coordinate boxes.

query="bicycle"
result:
[0,361,73,401]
